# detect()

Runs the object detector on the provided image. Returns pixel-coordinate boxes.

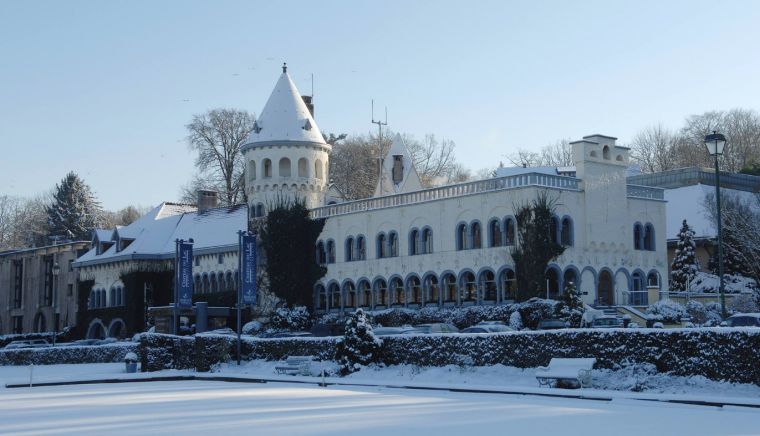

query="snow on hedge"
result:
[0,343,138,366]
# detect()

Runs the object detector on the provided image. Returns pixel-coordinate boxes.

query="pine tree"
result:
[46,172,101,242]
[335,309,382,376]
[707,228,747,278]
[670,220,700,292]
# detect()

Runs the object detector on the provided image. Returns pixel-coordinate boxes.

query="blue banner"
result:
[241,235,257,305]
[177,243,193,308]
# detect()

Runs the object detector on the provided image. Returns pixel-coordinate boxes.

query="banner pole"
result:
[237,230,243,366]
[174,239,179,335]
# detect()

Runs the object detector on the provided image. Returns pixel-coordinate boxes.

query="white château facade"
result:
[244,66,669,315]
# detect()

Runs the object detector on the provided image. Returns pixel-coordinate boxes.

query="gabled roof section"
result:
[373,134,424,197]
[242,65,328,150]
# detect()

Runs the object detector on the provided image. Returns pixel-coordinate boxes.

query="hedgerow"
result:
[0,343,137,366]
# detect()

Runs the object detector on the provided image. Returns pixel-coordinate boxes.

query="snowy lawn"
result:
[1,380,758,436]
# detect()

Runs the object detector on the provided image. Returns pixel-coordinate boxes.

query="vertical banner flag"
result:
[241,235,257,305]
[178,243,193,308]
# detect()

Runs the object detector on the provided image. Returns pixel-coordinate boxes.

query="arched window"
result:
[442,273,457,303]
[389,232,398,257]
[375,279,388,307]
[408,277,422,304]
[560,217,573,246]
[549,216,559,244]
[480,271,496,302]
[471,222,482,249]
[603,145,611,160]
[298,158,308,178]
[377,234,387,258]
[500,269,516,300]
[490,219,502,247]
[563,269,578,293]
[545,268,560,299]
[329,283,341,309]
[203,274,210,293]
[317,241,326,264]
[110,288,116,307]
[279,157,291,178]
[631,272,646,305]
[219,273,227,292]
[226,272,234,292]
[461,272,477,302]
[424,275,439,306]
[315,284,327,310]
[505,218,515,245]
[250,207,257,219]
[210,273,218,293]
[263,159,272,178]
[357,236,366,260]
[327,240,336,263]
[390,278,404,305]
[644,224,654,251]
[233,271,239,292]
[423,228,433,254]
[117,287,123,306]
[634,223,643,250]
[34,313,46,333]
[346,237,355,261]
[359,281,371,307]
[195,275,202,294]
[598,270,614,306]
[89,290,94,309]
[647,272,659,287]
[100,290,106,308]
[410,230,420,255]
[315,159,324,180]
[344,282,356,308]
[248,160,257,181]
[457,223,468,250]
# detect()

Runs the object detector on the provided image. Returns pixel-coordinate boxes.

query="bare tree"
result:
[185,108,255,206]
[504,138,573,168]
[406,134,458,187]
[99,205,152,230]
[629,124,680,173]
[678,109,760,172]
[703,191,760,284]
[0,192,51,250]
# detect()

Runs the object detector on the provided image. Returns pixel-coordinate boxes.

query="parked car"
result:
[590,316,623,329]
[462,325,516,334]
[536,319,566,330]
[61,339,101,347]
[413,323,460,334]
[28,339,51,348]
[206,328,237,336]
[373,327,421,336]
[726,313,760,327]
[310,323,346,337]
[254,332,278,338]
[477,320,507,326]
[270,331,314,338]
[3,341,33,350]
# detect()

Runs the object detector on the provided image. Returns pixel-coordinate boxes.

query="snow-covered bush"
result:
[509,311,523,330]
[705,301,732,320]
[335,309,383,376]
[139,333,195,371]
[691,272,757,294]
[124,352,138,364]
[267,306,311,332]
[0,343,138,366]
[729,294,759,314]
[0,332,68,349]
[646,299,688,323]
[652,322,664,329]
[242,321,263,335]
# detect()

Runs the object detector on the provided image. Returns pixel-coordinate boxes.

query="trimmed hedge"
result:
[0,343,138,366]
[139,333,195,372]
[0,331,70,349]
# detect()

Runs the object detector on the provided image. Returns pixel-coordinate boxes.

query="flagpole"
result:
[237,230,244,365]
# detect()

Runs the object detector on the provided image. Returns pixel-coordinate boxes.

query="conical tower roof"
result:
[242,64,328,150]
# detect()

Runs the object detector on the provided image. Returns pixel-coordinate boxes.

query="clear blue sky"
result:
[2,0,759,210]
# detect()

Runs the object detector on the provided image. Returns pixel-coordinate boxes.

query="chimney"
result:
[197,190,218,215]
[301,95,314,118]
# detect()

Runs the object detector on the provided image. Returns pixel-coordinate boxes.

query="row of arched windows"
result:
[248,158,326,181]
[89,287,124,309]
[250,203,266,218]
[549,215,574,247]
[193,271,238,294]
[633,222,655,251]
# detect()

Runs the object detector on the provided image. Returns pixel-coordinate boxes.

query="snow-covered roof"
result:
[242,65,327,150]
[74,203,248,267]
[496,166,564,177]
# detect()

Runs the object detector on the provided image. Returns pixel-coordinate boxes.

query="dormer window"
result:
[392,155,403,184]
[253,120,263,134]
[302,119,313,131]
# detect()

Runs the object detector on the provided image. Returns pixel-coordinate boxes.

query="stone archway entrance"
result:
[598,271,614,306]
[108,319,126,339]
[87,321,106,340]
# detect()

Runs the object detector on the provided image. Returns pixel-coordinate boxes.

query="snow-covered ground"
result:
[1,379,758,436]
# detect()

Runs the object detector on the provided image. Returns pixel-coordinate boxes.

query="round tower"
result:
[242,64,331,216]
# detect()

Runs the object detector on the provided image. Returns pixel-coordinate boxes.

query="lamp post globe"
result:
[704,131,728,320]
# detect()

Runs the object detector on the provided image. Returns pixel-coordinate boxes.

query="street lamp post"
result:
[704,131,728,320]
[51,263,60,346]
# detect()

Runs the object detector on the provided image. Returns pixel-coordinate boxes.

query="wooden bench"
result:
[535,358,596,388]
[275,356,314,375]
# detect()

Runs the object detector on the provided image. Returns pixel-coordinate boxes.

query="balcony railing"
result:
[312,172,580,219]
[626,184,665,200]
[622,290,649,306]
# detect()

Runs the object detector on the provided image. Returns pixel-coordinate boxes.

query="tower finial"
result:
[282,63,287,73]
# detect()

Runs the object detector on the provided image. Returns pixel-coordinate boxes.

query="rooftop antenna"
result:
[372,99,388,195]
[311,73,314,97]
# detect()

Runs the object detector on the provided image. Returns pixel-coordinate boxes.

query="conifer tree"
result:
[335,309,382,376]
[670,220,700,292]
[46,172,101,242]
[707,228,747,278]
